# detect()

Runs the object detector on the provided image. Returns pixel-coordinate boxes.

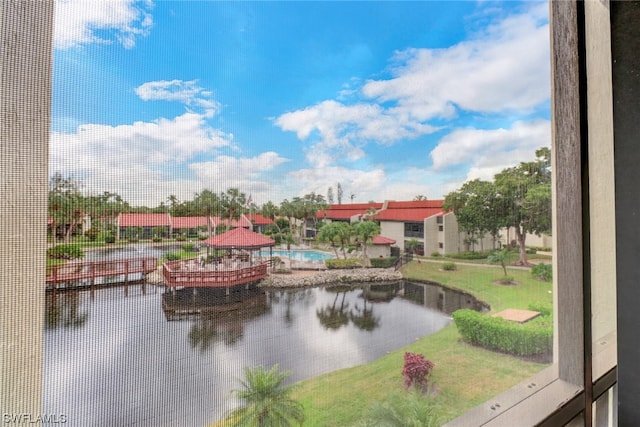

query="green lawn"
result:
[211,261,553,426]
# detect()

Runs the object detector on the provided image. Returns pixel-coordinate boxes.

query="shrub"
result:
[152,237,163,243]
[370,257,397,268]
[452,309,553,356]
[181,243,199,252]
[165,252,181,261]
[97,231,115,244]
[441,262,457,271]
[430,251,441,257]
[175,235,187,241]
[401,352,435,391]
[85,227,99,242]
[447,251,489,260]
[532,263,552,281]
[325,258,363,269]
[47,244,84,260]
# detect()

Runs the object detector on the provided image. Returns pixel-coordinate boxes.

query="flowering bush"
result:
[401,352,435,391]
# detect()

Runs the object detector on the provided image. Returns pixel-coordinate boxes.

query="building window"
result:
[404,222,424,238]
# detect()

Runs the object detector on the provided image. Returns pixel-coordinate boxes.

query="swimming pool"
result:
[258,249,334,262]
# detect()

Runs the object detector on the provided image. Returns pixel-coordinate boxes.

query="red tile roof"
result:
[372,235,396,245]
[119,213,171,227]
[203,227,275,249]
[172,216,209,229]
[316,202,383,220]
[246,213,274,225]
[372,200,445,222]
[211,215,252,229]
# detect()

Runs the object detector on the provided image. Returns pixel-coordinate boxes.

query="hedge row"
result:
[47,244,84,260]
[446,251,489,260]
[452,308,552,356]
[370,257,398,268]
[325,258,363,269]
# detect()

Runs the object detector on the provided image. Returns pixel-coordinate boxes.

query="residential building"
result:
[245,213,274,234]
[117,213,172,240]
[172,216,209,237]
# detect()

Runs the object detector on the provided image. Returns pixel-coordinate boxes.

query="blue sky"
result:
[51,0,550,207]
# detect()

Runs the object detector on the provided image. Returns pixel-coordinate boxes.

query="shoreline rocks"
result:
[260,268,403,288]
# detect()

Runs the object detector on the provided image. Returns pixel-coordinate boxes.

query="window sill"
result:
[445,366,582,426]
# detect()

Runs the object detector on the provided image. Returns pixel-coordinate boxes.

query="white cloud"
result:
[285,166,386,203]
[430,119,551,181]
[54,0,153,49]
[275,100,438,168]
[50,111,235,205]
[275,4,549,171]
[362,5,549,117]
[189,152,289,183]
[135,80,219,112]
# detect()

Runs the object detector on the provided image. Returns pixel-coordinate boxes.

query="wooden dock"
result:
[46,257,158,287]
[162,259,269,288]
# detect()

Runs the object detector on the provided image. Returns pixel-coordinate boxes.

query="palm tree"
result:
[353,221,380,267]
[358,390,441,427]
[229,365,304,427]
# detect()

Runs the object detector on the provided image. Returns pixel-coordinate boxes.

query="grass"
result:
[209,260,553,426]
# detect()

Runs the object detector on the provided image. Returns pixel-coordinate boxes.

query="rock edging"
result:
[261,268,402,288]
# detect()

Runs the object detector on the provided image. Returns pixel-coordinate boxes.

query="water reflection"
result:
[316,286,351,330]
[43,279,486,425]
[162,287,270,351]
[269,288,315,326]
[45,291,89,329]
[403,280,489,314]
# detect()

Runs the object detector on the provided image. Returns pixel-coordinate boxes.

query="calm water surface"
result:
[44,264,484,426]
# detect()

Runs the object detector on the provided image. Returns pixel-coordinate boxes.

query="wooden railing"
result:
[46,257,158,284]
[162,261,269,288]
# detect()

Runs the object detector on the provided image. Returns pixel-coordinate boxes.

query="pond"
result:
[43,279,486,426]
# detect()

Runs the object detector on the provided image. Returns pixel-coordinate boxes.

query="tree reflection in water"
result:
[45,290,89,329]
[316,286,351,330]
[349,299,380,332]
[268,288,315,327]
[162,287,270,352]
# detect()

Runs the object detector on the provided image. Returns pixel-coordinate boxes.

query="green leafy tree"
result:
[353,220,380,267]
[229,365,304,427]
[487,247,513,276]
[317,222,352,259]
[48,173,85,242]
[221,188,247,224]
[494,147,552,265]
[194,189,220,236]
[443,179,502,252]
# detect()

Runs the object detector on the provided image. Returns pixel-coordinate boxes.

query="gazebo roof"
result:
[203,227,276,249]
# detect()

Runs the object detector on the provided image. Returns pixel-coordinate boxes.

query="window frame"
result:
[0,0,619,424]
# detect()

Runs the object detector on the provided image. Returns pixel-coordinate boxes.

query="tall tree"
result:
[353,220,380,267]
[443,179,502,252]
[229,365,304,427]
[48,173,85,242]
[221,188,246,225]
[494,147,552,265]
[194,189,220,236]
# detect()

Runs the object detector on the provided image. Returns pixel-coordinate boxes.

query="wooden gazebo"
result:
[162,227,275,289]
